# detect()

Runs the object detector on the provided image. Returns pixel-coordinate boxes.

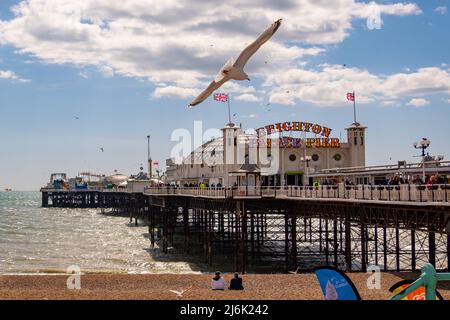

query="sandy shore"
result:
[1,273,449,300]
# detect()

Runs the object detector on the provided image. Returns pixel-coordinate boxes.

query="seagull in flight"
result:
[189,19,282,107]
[288,267,300,274]
[99,147,104,152]
[74,116,80,120]
[169,286,192,299]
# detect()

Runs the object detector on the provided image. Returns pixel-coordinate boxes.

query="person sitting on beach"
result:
[228,272,244,290]
[211,271,226,290]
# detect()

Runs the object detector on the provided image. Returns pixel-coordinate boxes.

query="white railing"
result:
[143,184,450,203]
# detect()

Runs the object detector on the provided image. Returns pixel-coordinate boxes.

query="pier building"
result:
[166,121,367,187]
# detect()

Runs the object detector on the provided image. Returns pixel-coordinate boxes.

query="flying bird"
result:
[99,147,104,152]
[288,267,300,274]
[189,19,282,107]
[74,116,80,120]
[169,286,192,299]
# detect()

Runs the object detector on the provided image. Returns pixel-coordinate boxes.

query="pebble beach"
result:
[1,273,450,300]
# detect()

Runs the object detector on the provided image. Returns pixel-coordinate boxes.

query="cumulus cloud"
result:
[264,65,450,106]
[407,98,430,107]
[0,70,30,83]
[235,93,261,102]
[434,6,448,15]
[0,0,422,100]
[152,86,199,99]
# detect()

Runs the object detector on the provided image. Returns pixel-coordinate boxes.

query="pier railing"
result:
[143,183,450,203]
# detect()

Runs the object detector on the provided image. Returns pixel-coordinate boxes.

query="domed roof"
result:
[182,132,257,165]
[105,174,128,184]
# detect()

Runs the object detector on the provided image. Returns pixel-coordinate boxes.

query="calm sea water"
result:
[0,191,198,274]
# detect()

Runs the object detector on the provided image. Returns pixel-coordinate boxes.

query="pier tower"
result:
[222,122,241,186]
[346,122,367,168]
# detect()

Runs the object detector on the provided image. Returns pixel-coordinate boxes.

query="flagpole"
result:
[353,90,357,124]
[227,94,232,124]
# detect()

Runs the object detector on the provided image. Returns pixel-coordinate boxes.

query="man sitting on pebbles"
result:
[229,272,244,290]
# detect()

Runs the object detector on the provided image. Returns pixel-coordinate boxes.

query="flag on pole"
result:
[346,92,355,101]
[214,93,229,102]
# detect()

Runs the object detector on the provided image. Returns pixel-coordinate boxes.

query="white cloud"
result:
[380,100,396,107]
[0,0,422,100]
[264,65,450,106]
[434,6,448,15]
[0,69,30,83]
[152,86,199,99]
[235,93,261,102]
[407,98,430,107]
[78,71,90,78]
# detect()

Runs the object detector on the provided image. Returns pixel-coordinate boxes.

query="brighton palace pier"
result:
[165,120,366,188]
[41,120,450,273]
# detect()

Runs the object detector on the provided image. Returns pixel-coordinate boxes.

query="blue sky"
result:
[0,0,449,190]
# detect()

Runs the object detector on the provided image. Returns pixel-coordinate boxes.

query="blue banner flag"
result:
[313,266,361,300]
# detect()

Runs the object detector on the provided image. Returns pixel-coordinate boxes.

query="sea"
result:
[0,191,198,274]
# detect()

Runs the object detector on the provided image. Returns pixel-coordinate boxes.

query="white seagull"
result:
[169,286,192,298]
[189,19,282,107]
[288,267,300,274]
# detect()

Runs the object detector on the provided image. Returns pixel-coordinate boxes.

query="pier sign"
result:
[255,121,341,148]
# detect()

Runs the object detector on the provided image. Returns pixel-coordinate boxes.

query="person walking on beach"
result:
[229,272,244,290]
[211,271,226,290]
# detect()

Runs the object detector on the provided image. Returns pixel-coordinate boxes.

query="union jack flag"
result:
[347,92,355,101]
[214,93,228,102]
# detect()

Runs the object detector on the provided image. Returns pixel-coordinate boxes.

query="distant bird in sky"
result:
[99,147,104,152]
[74,116,80,120]
[189,19,282,107]
[233,113,238,117]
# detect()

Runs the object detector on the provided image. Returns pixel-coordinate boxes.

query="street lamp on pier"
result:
[147,135,152,179]
[413,138,431,183]
[300,155,312,186]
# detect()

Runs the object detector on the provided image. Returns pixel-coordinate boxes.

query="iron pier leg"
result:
[360,216,367,272]
[429,232,436,267]
[411,229,416,272]
[345,215,352,271]
[292,214,298,270]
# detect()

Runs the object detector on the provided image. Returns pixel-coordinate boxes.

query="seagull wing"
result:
[234,19,282,70]
[169,290,181,295]
[189,77,229,107]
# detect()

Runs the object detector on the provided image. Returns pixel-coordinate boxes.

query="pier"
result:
[41,184,450,274]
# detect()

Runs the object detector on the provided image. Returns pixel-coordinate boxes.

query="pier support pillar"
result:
[291,214,298,269]
[411,230,416,272]
[345,214,352,271]
[429,232,436,267]
[183,208,190,254]
[333,218,338,267]
[360,216,366,272]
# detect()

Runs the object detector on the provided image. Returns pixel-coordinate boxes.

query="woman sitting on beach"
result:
[211,271,226,290]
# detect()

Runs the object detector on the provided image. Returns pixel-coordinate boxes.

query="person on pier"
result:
[211,271,226,290]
